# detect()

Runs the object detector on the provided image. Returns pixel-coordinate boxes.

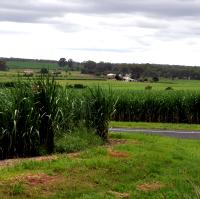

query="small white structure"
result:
[107,73,116,79]
[24,69,34,76]
[123,76,136,82]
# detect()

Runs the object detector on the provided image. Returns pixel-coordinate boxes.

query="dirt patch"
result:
[67,152,81,159]
[108,191,130,199]
[108,149,129,158]
[31,155,58,162]
[109,139,129,146]
[137,182,165,192]
[0,155,58,168]
[129,140,141,145]
[108,139,141,146]
[17,173,62,186]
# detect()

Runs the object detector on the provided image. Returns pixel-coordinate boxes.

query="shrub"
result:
[152,77,159,82]
[145,85,152,90]
[40,68,48,75]
[74,84,87,89]
[165,87,173,90]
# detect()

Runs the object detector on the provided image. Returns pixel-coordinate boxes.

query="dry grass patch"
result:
[108,190,130,199]
[108,149,130,158]
[0,155,58,169]
[108,139,141,146]
[67,152,82,159]
[13,173,63,186]
[137,182,165,192]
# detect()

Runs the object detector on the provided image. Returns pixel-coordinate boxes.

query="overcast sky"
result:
[1,0,200,65]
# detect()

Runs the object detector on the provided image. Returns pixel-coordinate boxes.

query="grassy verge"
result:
[1,132,200,198]
[110,121,200,131]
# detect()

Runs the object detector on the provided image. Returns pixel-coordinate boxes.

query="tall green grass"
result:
[114,90,200,123]
[3,79,200,160]
[84,87,117,141]
[0,78,116,159]
[0,81,40,159]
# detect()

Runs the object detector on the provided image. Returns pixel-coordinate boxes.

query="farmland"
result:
[1,64,200,198]
[2,69,200,90]
[7,60,58,69]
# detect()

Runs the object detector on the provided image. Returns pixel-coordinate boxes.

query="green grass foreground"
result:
[110,121,200,131]
[1,133,200,198]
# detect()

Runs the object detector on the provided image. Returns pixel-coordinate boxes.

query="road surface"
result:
[109,128,200,139]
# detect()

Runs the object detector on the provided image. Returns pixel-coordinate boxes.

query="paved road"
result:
[109,128,200,139]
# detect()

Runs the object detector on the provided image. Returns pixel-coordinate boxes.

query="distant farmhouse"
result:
[24,69,34,77]
[107,73,137,82]
[107,73,116,79]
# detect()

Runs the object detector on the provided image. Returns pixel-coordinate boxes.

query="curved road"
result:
[109,128,200,139]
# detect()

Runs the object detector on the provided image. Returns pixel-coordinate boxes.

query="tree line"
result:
[81,61,200,80]
[2,57,200,80]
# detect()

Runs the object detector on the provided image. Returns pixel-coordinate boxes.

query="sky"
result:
[1,0,200,65]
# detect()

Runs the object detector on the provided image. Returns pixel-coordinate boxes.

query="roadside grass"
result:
[110,121,200,131]
[55,128,104,153]
[1,133,200,198]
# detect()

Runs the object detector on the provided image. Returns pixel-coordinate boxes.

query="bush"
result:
[145,85,152,90]
[0,82,16,88]
[74,84,87,89]
[165,87,173,90]
[40,68,48,75]
[66,84,87,89]
[152,77,159,82]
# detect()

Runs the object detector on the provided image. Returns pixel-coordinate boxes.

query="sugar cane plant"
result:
[84,87,117,141]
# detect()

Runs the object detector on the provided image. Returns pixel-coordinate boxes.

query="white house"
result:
[107,73,116,79]
[123,76,136,82]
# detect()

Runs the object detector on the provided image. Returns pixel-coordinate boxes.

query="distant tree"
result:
[152,77,159,82]
[40,68,48,75]
[0,60,7,71]
[58,58,66,67]
[130,67,144,79]
[81,61,96,74]
[115,74,123,81]
[67,59,73,70]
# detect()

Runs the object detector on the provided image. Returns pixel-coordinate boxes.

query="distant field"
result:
[58,79,200,91]
[1,69,200,91]
[7,60,58,69]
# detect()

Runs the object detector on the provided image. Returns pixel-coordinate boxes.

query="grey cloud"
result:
[1,0,200,24]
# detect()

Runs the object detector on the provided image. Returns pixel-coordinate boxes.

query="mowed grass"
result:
[111,121,200,131]
[1,133,200,198]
